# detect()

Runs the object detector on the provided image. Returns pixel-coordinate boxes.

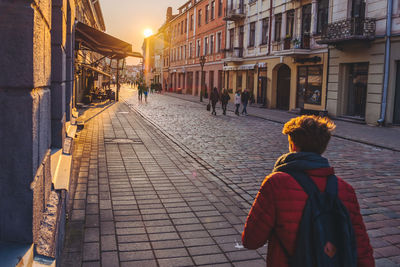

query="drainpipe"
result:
[324,49,330,113]
[378,0,393,126]
[267,0,273,55]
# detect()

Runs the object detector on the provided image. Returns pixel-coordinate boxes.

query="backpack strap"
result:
[286,171,320,197]
[325,174,338,196]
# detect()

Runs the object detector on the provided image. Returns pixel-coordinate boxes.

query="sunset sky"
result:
[101,0,185,65]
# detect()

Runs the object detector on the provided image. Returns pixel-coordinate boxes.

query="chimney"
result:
[166,7,173,22]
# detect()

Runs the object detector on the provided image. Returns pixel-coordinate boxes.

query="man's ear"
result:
[288,136,300,152]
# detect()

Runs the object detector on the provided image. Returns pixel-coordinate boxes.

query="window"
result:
[351,0,366,18]
[181,21,184,34]
[205,5,209,23]
[217,32,222,52]
[198,9,202,26]
[317,0,329,34]
[210,35,215,54]
[190,14,193,31]
[197,39,201,57]
[189,42,193,58]
[286,10,294,38]
[230,0,233,10]
[185,18,187,33]
[297,65,323,106]
[249,22,256,47]
[229,28,234,50]
[261,18,269,45]
[275,13,282,42]
[211,1,215,20]
[218,0,223,17]
[204,37,209,55]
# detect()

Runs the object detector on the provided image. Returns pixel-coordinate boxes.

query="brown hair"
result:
[282,115,336,154]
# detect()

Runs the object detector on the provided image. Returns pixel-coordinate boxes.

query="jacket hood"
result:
[273,152,333,174]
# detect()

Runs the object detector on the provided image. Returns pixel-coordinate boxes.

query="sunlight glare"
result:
[144,28,153,38]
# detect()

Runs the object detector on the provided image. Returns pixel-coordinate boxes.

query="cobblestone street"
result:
[61,86,400,266]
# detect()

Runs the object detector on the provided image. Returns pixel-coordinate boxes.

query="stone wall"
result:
[0,0,52,243]
[0,2,75,259]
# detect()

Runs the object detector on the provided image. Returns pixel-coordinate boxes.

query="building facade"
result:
[0,0,137,264]
[167,0,227,96]
[0,0,77,261]
[224,0,329,112]
[319,0,400,125]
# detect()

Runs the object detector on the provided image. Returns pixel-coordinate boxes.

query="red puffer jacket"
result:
[242,167,374,267]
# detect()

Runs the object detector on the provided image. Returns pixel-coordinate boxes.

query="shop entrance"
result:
[345,63,368,119]
[257,68,267,106]
[394,61,400,125]
[276,64,291,110]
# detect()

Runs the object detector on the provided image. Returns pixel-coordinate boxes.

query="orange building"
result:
[168,0,226,97]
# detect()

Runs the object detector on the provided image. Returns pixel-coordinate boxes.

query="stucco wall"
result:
[326,40,385,124]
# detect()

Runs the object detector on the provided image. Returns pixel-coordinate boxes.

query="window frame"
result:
[274,13,282,42]
[211,1,215,20]
[261,18,269,45]
[205,4,209,24]
[249,22,256,47]
[210,34,215,54]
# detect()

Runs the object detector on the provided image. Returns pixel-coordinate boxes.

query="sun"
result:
[143,28,153,38]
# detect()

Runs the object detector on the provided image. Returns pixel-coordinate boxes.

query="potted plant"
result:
[284,34,292,50]
[292,38,301,49]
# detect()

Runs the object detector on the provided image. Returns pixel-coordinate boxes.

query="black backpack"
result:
[279,171,357,267]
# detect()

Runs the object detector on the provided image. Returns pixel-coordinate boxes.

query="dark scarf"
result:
[273,152,331,173]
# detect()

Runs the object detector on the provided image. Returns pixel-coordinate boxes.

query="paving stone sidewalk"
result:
[122,87,400,266]
[61,100,267,266]
[164,92,400,152]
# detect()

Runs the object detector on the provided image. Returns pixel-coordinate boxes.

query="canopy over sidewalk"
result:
[75,21,142,59]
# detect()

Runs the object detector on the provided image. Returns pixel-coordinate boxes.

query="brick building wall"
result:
[168,0,226,96]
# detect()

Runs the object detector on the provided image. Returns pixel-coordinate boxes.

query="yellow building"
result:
[224,0,329,114]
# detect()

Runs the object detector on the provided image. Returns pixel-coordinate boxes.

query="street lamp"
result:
[199,56,206,102]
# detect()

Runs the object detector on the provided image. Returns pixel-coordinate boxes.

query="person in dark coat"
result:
[242,115,374,267]
[210,87,219,115]
[220,89,230,115]
[241,88,250,115]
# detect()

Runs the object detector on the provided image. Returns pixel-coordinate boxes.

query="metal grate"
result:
[104,138,144,144]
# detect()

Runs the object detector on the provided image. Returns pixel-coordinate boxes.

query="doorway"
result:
[394,61,400,125]
[277,64,291,110]
[345,63,368,118]
[257,68,267,106]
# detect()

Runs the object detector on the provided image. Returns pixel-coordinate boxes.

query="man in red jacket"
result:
[242,115,374,266]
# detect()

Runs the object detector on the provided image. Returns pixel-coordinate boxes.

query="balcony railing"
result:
[224,8,245,21]
[318,17,376,44]
[224,47,244,62]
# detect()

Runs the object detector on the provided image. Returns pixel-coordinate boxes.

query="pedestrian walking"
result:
[138,85,143,102]
[210,87,219,115]
[144,87,148,103]
[241,88,250,115]
[234,90,241,116]
[242,115,374,267]
[221,89,230,115]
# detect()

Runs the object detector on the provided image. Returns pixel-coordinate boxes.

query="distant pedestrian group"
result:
[234,89,249,116]
[138,86,149,103]
[209,88,252,116]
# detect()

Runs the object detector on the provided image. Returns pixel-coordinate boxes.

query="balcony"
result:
[318,17,376,45]
[224,47,244,63]
[272,35,312,56]
[224,8,245,22]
